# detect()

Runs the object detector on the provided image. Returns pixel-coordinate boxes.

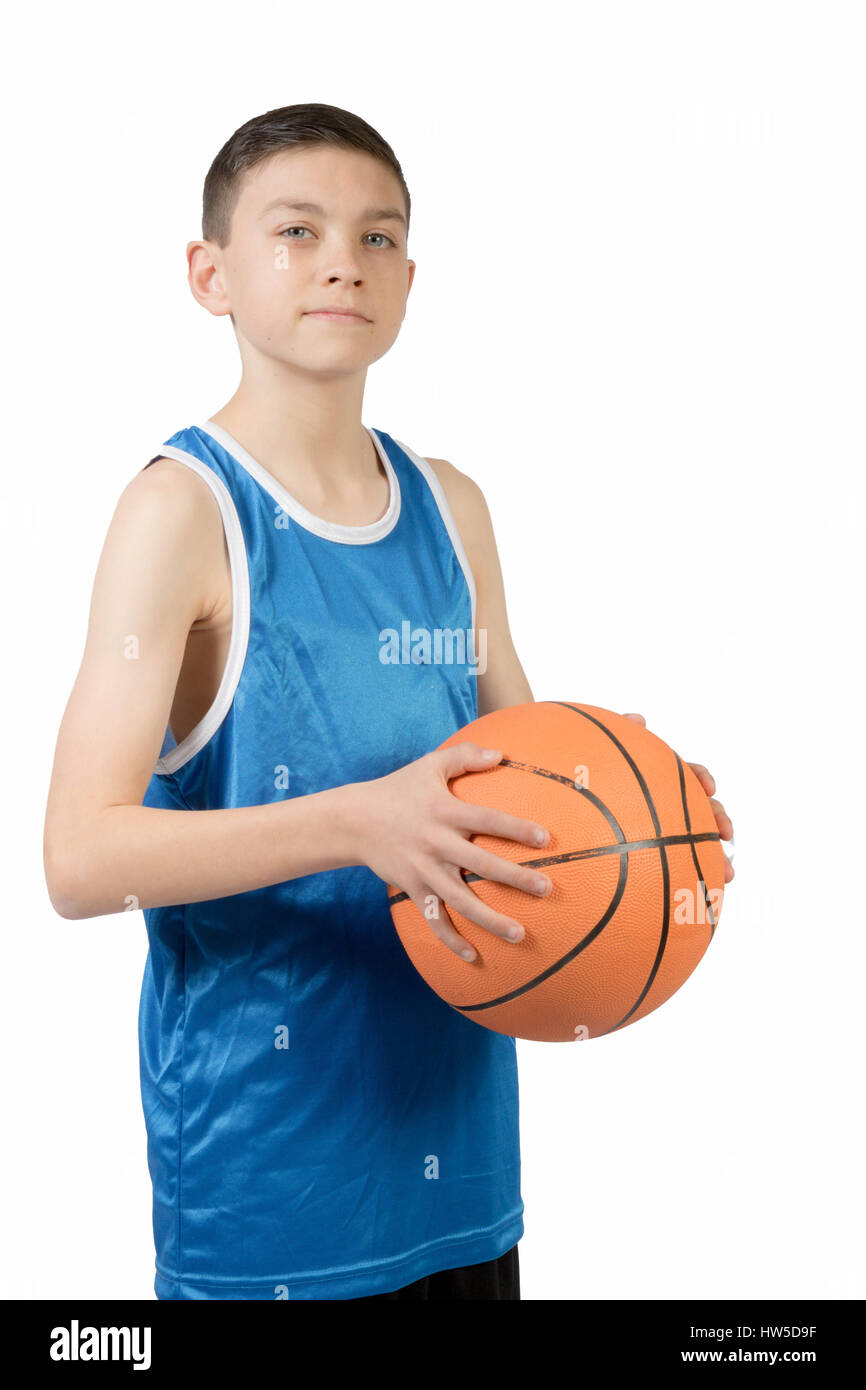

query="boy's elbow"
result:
[46,877,87,920]
[49,890,88,921]
[44,861,87,917]
[43,843,91,920]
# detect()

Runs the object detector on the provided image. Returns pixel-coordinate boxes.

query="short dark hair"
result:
[202,102,411,247]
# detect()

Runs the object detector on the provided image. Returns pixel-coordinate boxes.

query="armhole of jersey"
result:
[390,436,478,635]
[146,445,251,777]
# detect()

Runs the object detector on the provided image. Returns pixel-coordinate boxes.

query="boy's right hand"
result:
[355,743,552,962]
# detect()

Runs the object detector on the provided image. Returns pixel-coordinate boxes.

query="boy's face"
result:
[190,145,415,375]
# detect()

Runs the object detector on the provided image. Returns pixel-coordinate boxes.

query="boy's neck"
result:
[206,401,388,520]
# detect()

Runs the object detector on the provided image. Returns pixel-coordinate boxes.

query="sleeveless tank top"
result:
[138,420,523,1300]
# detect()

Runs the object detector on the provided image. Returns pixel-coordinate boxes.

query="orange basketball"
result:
[387,701,726,1042]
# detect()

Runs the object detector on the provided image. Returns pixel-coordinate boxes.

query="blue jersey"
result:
[138,419,523,1299]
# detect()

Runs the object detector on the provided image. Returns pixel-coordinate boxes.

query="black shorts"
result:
[344,1243,520,1301]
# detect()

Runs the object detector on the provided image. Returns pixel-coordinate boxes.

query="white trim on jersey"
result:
[148,446,251,777]
[197,420,402,546]
[390,436,478,638]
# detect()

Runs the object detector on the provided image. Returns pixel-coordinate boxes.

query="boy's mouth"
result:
[304,307,370,323]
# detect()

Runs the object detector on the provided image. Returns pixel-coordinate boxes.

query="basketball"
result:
[387,701,726,1042]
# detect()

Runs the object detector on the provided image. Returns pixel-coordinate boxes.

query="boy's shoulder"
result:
[422,455,495,583]
[423,454,488,515]
[121,453,230,624]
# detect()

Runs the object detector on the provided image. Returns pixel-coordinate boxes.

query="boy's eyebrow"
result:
[259,198,407,228]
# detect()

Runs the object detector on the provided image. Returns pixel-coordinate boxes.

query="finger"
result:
[449,833,552,900]
[451,799,550,849]
[428,863,528,949]
[723,833,735,884]
[438,741,503,781]
[709,797,734,839]
[687,761,716,796]
[411,881,485,961]
[622,712,646,725]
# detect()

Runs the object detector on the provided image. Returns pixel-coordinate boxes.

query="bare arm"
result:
[43,462,364,920]
[424,457,534,715]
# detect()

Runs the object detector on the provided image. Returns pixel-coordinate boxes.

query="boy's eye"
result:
[278,226,395,248]
[363,232,395,248]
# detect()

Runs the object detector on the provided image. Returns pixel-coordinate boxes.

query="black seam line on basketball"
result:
[552,703,672,1037]
[461,831,719,880]
[552,703,664,836]
[384,830,720,905]
[495,758,627,844]
[676,751,718,937]
[452,856,629,1012]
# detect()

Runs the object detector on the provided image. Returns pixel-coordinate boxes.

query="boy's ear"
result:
[186,239,232,318]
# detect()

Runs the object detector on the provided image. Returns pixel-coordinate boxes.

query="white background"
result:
[3,0,862,1300]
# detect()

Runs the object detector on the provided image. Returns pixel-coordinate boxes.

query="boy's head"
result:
[187,103,416,378]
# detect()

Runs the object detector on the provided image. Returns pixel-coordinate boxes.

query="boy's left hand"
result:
[622,712,735,884]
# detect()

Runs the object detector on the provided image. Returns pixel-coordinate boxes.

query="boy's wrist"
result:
[326,779,371,870]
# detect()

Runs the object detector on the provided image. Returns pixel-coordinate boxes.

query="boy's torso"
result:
[148,449,462,747]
